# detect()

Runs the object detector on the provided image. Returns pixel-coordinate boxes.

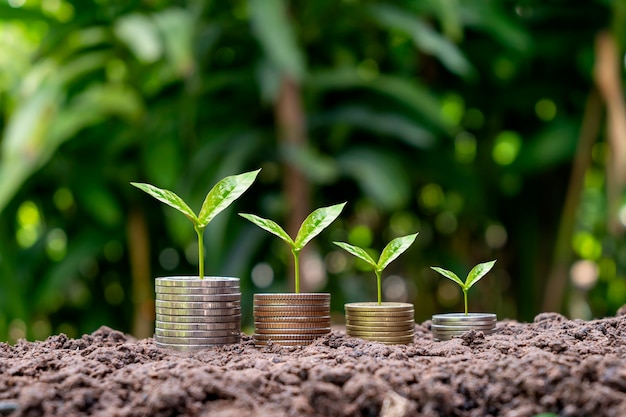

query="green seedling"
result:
[430,259,496,316]
[131,169,260,279]
[334,233,418,305]
[240,202,346,293]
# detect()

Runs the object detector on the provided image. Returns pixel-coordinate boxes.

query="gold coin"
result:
[155,286,240,295]
[155,307,241,316]
[346,329,414,338]
[346,312,414,320]
[254,327,330,335]
[350,334,414,343]
[346,324,414,332]
[154,329,240,338]
[156,314,241,324]
[156,277,239,287]
[156,293,241,302]
[254,321,331,330]
[155,321,240,331]
[155,300,240,310]
[345,302,414,313]
[154,335,240,345]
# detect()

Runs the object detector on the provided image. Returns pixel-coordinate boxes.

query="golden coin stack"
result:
[345,302,415,345]
[253,293,331,346]
[154,277,241,351]
[431,313,497,341]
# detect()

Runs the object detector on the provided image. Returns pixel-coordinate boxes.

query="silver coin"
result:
[155,321,240,331]
[431,323,495,330]
[155,286,240,295]
[155,300,240,310]
[154,328,240,338]
[156,293,241,302]
[155,342,236,351]
[154,335,241,345]
[155,307,241,316]
[156,276,240,287]
[157,314,241,323]
[254,293,330,302]
[431,313,497,323]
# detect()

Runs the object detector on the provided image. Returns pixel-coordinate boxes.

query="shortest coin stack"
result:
[345,302,415,345]
[254,293,331,346]
[154,277,241,351]
[431,313,497,341]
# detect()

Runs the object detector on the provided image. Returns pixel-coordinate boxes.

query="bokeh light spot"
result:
[535,98,557,121]
[572,232,602,260]
[492,131,522,165]
[104,282,125,305]
[357,59,379,81]
[348,225,373,249]
[463,108,485,130]
[485,224,508,249]
[435,211,457,235]
[419,183,444,211]
[46,228,67,261]
[53,188,74,212]
[159,247,180,271]
[570,260,598,290]
[383,275,408,302]
[440,94,464,126]
[251,262,274,288]
[455,132,477,163]
[437,281,460,307]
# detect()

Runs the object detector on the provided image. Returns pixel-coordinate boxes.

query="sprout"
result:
[430,260,496,315]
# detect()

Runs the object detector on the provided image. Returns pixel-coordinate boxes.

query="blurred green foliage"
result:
[0,0,625,342]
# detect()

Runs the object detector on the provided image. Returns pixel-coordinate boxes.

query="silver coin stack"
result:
[431,313,497,341]
[154,276,241,351]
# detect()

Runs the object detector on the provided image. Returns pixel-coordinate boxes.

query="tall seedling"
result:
[240,202,346,293]
[131,169,260,279]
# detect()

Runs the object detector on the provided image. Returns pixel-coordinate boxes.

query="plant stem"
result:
[195,226,205,279]
[376,270,382,305]
[293,249,300,293]
[463,288,468,316]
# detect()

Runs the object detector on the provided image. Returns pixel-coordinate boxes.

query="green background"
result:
[1,0,625,342]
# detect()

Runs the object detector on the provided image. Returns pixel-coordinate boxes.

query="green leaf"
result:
[239,213,294,246]
[430,266,465,288]
[198,169,260,227]
[130,182,198,224]
[249,0,305,81]
[464,259,496,290]
[294,202,346,251]
[377,233,418,271]
[333,241,377,269]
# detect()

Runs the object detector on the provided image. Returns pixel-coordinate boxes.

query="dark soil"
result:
[2,310,626,417]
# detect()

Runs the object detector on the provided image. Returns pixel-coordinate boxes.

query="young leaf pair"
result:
[131,169,261,279]
[430,260,496,315]
[334,234,419,305]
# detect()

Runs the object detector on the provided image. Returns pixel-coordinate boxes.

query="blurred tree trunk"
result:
[127,208,153,338]
[275,76,312,292]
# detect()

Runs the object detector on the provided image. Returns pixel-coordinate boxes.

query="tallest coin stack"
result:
[154,277,241,351]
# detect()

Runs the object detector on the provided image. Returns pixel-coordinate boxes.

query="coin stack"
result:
[345,302,415,345]
[154,276,241,351]
[431,313,497,341]
[253,293,331,346]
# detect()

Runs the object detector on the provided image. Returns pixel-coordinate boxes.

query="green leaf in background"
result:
[198,169,261,227]
[378,233,419,271]
[114,13,163,64]
[152,8,195,76]
[370,3,475,79]
[249,0,305,81]
[238,213,295,246]
[130,182,198,223]
[294,202,346,252]
[465,260,497,290]
[430,266,465,287]
[333,241,377,269]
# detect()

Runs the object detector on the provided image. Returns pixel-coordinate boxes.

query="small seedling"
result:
[334,233,418,305]
[131,169,260,279]
[430,259,496,315]
[240,202,346,293]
